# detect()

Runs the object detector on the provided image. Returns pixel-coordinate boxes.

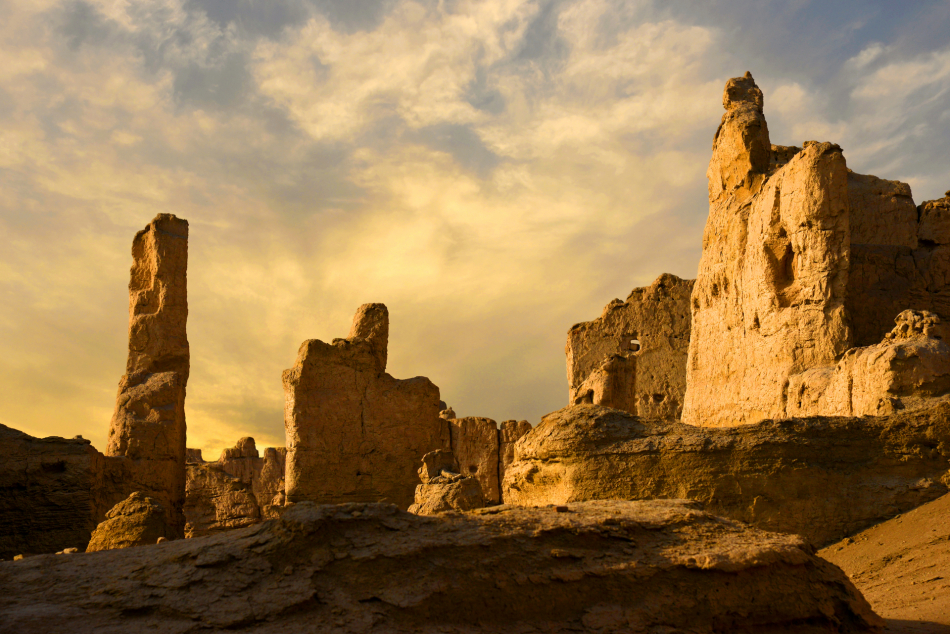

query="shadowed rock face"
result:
[282,303,447,509]
[0,426,127,558]
[0,500,882,633]
[184,438,287,538]
[503,404,950,547]
[106,214,190,537]
[566,273,693,419]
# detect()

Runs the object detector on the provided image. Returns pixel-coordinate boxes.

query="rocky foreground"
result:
[0,500,881,633]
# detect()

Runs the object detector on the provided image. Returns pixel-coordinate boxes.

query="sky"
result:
[1,0,949,460]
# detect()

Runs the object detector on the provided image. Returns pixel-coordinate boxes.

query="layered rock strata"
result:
[184,437,287,538]
[0,500,882,633]
[282,304,446,509]
[566,273,693,418]
[0,426,126,558]
[502,404,950,547]
[86,492,170,552]
[106,214,190,537]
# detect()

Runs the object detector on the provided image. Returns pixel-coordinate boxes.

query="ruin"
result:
[407,449,485,514]
[106,214,190,536]
[566,273,692,418]
[282,303,447,509]
[184,437,286,537]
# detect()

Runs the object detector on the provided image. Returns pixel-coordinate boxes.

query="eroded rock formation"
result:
[675,73,950,425]
[86,492,170,552]
[787,310,950,416]
[0,500,882,633]
[184,437,286,538]
[0,426,126,558]
[502,403,950,547]
[435,414,531,505]
[407,449,485,514]
[282,304,446,509]
[566,273,693,418]
[106,214,190,537]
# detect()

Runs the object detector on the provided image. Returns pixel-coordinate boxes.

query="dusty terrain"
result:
[821,493,950,633]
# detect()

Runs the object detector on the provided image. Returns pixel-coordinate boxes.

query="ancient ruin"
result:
[106,214,190,536]
[566,273,692,418]
[282,303,447,509]
[0,501,881,633]
[184,437,286,537]
[503,403,950,547]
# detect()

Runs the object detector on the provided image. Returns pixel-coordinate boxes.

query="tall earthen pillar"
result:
[106,214,189,537]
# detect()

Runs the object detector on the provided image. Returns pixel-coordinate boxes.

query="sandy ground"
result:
[819,493,950,633]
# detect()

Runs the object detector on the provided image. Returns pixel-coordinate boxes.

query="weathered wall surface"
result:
[849,191,950,347]
[0,425,127,558]
[283,304,446,510]
[106,214,190,537]
[0,501,882,633]
[184,438,286,538]
[787,310,950,417]
[566,273,693,419]
[503,404,950,547]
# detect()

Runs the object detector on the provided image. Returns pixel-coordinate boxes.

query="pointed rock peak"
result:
[723,72,764,112]
[349,303,389,371]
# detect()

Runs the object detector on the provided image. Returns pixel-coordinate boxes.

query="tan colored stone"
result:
[503,404,950,547]
[787,310,950,417]
[847,171,917,248]
[448,417,499,504]
[184,437,287,538]
[106,214,189,537]
[567,273,693,419]
[408,450,485,515]
[0,501,882,633]
[282,304,447,510]
[86,492,171,552]
[683,73,852,426]
[498,419,531,492]
[917,191,950,245]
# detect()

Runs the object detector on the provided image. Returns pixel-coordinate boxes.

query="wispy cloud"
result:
[1,0,948,458]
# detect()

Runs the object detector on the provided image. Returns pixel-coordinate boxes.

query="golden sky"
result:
[2,0,949,460]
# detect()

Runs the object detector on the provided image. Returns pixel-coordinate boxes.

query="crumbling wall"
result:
[106,214,190,537]
[282,303,446,509]
[183,438,286,538]
[682,73,852,426]
[437,414,532,506]
[0,425,126,558]
[566,273,693,419]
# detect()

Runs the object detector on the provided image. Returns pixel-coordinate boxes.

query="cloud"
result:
[1,0,948,462]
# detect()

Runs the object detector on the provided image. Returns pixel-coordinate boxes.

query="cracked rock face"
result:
[566,273,693,419]
[503,404,950,547]
[282,304,447,510]
[184,438,287,538]
[0,500,882,633]
[106,214,190,537]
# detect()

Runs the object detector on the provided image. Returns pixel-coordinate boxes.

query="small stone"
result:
[13,555,24,561]
[156,537,167,544]
[555,506,569,513]
[63,548,78,554]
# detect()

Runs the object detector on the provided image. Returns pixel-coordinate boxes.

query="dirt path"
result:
[819,493,950,633]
